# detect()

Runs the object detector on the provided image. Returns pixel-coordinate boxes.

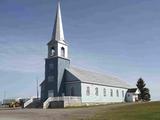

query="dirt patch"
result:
[0,103,134,120]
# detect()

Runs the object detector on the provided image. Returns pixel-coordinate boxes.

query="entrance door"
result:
[71,87,74,96]
[48,90,54,97]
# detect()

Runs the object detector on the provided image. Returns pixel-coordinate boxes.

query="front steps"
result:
[24,98,42,108]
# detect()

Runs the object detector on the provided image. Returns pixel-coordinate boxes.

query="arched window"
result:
[51,47,55,56]
[95,87,98,96]
[110,89,113,97]
[86,86,90,96]
[116,90,119,97]
[71,87,74,96]
[104,88,106,96]
[61,47,65,57]
[122,90,125,98]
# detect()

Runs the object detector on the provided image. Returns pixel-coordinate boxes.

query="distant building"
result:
[126,88,140,102]
[40,1,132,108]
[2,99,16,105]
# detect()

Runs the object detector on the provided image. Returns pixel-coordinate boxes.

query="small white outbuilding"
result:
[126,88,140,102]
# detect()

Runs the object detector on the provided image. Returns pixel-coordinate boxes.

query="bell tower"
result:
[48,1,68,59]
[41,0,70,102]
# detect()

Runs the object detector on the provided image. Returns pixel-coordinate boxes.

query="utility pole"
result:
[3,90,6,104]
[36,79,39,99]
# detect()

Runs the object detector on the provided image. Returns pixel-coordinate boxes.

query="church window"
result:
[103,88,106,96]
[86,87,90,96]
[122,90,125,97]
[71,87,74,96]
[95,87,99,96]
[110,89,113,97]
[48,76,55,82]
[61,47,65,57]
[49,63,54,69]
[117,90,119,97]
[51,47,55,56]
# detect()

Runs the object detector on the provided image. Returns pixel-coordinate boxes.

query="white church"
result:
[38,1,138,108]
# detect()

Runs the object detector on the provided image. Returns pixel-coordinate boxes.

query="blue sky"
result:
[0,0,160,101]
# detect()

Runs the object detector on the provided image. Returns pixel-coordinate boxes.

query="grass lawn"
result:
[83,102,160,120]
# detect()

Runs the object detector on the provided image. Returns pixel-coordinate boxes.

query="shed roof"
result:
[127,88,139,93]
[66,67,130,89]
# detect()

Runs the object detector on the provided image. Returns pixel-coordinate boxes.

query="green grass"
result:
[84,102,160,120]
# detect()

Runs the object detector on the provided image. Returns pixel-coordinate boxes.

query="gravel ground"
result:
[0,108,96,120]
[0,103,134,120]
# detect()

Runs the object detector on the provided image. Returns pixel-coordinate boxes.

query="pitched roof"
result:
[66,67,130,89]
[127,88,139,93]
[127,88,137,92]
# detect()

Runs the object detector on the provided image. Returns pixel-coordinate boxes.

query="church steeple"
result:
[41,0,70,102]
[48,0,68,59]
[51,0,65,42]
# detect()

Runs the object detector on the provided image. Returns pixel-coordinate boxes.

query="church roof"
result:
[66,67,130,89]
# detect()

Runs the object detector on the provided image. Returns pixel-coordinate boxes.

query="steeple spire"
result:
[51,0,65,42]
[48,0,68,59]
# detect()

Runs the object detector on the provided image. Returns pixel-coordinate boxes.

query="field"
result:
[0,102,159,120]
[84,101,160,120]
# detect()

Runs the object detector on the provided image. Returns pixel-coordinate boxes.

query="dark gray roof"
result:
[127,88,138,93]
[66,67,130,89]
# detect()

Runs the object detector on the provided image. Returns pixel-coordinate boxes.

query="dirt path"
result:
[0,103,135,120]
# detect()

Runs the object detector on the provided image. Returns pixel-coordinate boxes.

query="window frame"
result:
[103,88,107,97]
[86,86,90,96]
[122,90,125,98]
[51,47,55,56]
[61,47,65,57]
[116,90,119,97]
[95,87,99,96]
[110,89,113,97]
